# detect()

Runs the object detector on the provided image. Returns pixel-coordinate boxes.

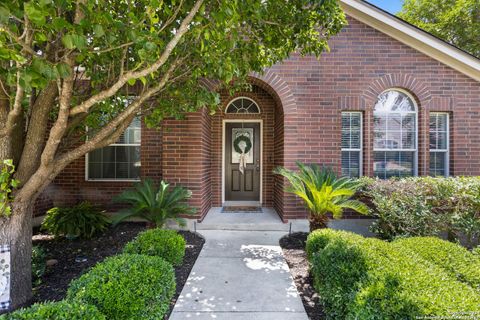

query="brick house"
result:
[35,0,480,222]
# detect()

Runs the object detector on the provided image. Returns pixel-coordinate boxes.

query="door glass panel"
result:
[231,127,254,164]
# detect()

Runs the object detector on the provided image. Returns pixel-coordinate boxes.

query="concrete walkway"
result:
[169,208,309,319]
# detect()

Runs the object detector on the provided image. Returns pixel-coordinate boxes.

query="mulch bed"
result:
[279,232,325,320]
[31,222,204,319]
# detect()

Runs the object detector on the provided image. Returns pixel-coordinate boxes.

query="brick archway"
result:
[199,72,301,221]
[248,72,301,221]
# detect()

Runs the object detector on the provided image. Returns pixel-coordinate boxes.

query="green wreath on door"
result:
[233,135,252,154]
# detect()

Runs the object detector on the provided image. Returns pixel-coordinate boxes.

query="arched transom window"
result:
[225,97,260,114]
[373,89,417,178]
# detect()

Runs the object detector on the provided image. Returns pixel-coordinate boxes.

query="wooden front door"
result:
[225,122,261,201]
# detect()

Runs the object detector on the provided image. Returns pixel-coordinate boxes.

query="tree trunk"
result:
[0,200,33,311]
[309,212,329,232]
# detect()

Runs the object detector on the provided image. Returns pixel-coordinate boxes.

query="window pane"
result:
[341,130,350,149]
[350,130,361,149]
[388,113,401,131]
[89,149,102,162]
[374,151,414,179]
[88,163,102,179]
[429,113,448,176]
[374,90,415,112]
[341,112,361,150]
[430,113,448,151]
[437,131,447,150]
[386,131,401,149]
[402,131,415,149]
[402,113,415,131]
[87,118,141,180]
[429,132,437,149]
[342,151,360,178]
[374,114,387,131]
[102,146,115,163]
[430,152,447,177]
[116,146,128,162]
[102,162,116,179]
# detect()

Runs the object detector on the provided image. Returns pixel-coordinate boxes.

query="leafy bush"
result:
[123,229,186,266]
[0,300,105,320]
[274,163,368,231]
[113,179,196,228]
[67,254,175,320]
[32,246,46,284]
[305,228,363,261]
[360,176,480,246]
[41,202,110,239]
[307,229,480,319]
[393,237,480,292]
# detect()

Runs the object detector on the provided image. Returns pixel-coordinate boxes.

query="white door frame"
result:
[222,119,263,205]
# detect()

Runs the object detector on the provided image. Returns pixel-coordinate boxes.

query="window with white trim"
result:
[429,112,449,177]
[373,89,417,179]
[225,97,260,114]
[341,112,362,178]
[87,117,141,180]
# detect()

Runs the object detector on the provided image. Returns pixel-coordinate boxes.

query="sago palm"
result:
[274,162,368,231]
[113,179,196,228]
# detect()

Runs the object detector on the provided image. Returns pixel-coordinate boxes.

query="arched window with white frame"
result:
[225,97,261,114]
[373,89,418,179]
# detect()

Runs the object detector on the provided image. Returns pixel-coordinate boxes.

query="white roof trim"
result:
[340,0,480,82]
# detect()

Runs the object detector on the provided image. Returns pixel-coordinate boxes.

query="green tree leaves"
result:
[399,0,480,58]
[0,160,20,217]
[0,0,345,130]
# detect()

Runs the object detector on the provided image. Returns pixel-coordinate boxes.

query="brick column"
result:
[162,108,211,220]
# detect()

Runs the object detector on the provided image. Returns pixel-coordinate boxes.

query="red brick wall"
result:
[161,108,212,220]
[34,121,163,216]
[36,15,480,222]
[263,16,480,219]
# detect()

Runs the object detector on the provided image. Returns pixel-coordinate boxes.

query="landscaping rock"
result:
[46,259,58,267]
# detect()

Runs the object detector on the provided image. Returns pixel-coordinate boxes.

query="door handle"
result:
[256,165,260,171]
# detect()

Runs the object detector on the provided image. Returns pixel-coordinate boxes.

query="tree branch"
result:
[0,27,38,57]
[69,0,204,116]
[0,69,25,139]
[54,59,178,168]
[15,82,58,184]
[158,0,185,33]
[95,42,134,54]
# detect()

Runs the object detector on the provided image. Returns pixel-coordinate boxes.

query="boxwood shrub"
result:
[306,228,363,260]
[123,229,185,266]
[307,229,480,319]
[67,254,175,320]
[0,301,105,320]
[393,237,480,292]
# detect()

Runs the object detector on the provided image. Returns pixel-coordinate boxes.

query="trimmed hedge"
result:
[123,229,185,266]
[67,254,175,320]
[306,228,363,260]
[393,237,480,292]
[0,301,105,320]
[307,229,480,319]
